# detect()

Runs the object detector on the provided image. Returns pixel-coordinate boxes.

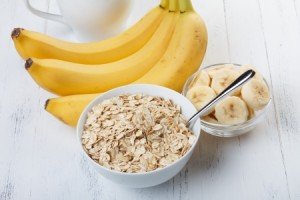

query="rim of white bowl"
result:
[76,84,201,176]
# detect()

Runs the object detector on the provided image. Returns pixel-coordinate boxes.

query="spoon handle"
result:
[186,69,256,127]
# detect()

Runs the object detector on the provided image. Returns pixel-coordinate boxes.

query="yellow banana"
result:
[45,93,98,127]
[133,0,207,92]
[45,0,208,127]
[25,11,180,95]
[11,0,168,64]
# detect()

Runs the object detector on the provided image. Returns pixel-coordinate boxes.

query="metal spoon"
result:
[186,69,256,128]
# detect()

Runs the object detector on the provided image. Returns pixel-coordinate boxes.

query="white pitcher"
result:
[25,0,132,42]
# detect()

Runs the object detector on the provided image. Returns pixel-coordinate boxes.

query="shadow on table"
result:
[129,130,256,194]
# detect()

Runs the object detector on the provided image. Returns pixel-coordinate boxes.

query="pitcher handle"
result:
[25,0,66,24]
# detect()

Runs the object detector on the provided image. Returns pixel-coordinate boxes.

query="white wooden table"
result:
[1,0,300,199]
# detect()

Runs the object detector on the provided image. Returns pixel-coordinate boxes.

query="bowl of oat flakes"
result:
[77,84,201,188]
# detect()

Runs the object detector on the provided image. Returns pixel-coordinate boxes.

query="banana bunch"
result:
[12,0,208,126]
[185,64,271,125]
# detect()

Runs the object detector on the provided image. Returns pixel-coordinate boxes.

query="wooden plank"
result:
[0,0,53,199]
[196,0,230,66]
[293,0,300,30]
[258,0,300,199]
[184,0,290,199]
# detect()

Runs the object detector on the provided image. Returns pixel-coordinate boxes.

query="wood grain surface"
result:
[0,0,299,199]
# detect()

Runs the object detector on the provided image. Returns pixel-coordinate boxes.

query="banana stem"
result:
[169,0,178,12]
[160,0,169,9]
[179,0,194,12]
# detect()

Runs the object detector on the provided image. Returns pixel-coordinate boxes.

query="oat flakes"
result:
[81,94,195,173]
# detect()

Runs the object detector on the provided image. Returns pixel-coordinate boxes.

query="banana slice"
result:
[241,79,270,110]
[206,64,236,78]
[202,115,219,124]
[247,106,256,120]
[215,96,249,125]
[239,64,263,80]
[211,68,241,95]
[186,85,216,115]
[188,70,210,89]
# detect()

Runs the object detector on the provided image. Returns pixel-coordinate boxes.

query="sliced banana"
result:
[188,70,210,89]
[186,85,216,115]
[247,106,256,120]
[206,64,236,78]
[210,68,241,95]
[215,96,249,125]
[241,79,270,110]
[201,115,219,124]
[239,64,263,80]
[185,63,270,126]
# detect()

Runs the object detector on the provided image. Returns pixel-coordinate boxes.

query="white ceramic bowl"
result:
[77,84,201,188]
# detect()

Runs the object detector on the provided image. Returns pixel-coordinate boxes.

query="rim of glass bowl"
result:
[182,63,272,132]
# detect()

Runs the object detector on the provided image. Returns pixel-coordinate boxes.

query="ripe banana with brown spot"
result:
[44,0,208,126]
[11,0,168,64]
[25,11,180,95]
[132,0,207,92]
[45,94,98,127]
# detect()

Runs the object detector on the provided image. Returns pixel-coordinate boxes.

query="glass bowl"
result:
[182,63,272,137]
